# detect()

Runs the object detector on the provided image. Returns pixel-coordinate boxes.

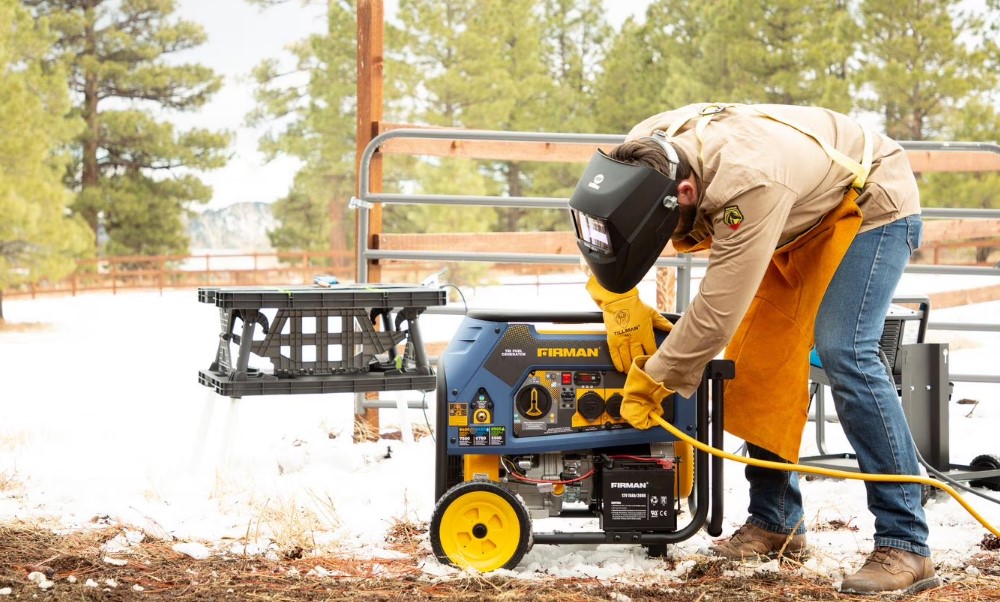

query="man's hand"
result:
[620,355,676,430]
[586,276,673,373]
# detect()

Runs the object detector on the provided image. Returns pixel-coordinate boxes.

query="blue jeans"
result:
[745,214,930,557]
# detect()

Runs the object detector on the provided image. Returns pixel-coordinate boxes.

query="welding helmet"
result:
[568,131,681,294]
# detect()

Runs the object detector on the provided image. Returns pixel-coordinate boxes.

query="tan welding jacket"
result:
[631,104,920,461]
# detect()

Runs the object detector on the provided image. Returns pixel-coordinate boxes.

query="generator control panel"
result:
[511,369,665,438]
[439,312,694,455]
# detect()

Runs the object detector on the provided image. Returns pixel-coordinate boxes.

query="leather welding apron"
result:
[723,194,861,462]
[666,104,869,462]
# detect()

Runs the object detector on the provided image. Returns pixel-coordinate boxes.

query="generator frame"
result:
[431,310,733,568]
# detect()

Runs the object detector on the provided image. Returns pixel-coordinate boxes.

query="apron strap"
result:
[747,105,873,189]
[660,103,874,189]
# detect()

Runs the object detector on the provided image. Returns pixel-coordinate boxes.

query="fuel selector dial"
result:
[577,392,606,421]
[516,384,552,419]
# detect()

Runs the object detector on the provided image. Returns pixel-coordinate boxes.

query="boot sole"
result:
[709,547,811,562]
[904,576,942,595]
[839,575,941,596]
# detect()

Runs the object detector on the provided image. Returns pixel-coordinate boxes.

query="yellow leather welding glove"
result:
[621,355,676,430]
[586,276,673,373]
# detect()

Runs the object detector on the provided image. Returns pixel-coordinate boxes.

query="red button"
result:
[561,372,572,385]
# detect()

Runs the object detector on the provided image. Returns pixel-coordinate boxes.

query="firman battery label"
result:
[601,464,676,531]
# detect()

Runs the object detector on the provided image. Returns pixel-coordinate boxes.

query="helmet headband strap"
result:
[640,130,680,209]
[640,130,680,180]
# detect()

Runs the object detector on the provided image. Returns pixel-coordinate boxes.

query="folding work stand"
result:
[197,284,446,401]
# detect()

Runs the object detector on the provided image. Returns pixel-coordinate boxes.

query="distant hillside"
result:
[186,202,277,251]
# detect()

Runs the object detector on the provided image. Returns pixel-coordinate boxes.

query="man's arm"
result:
[644,180,799,396]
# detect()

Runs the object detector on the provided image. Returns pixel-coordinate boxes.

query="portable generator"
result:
[431,310,734,571]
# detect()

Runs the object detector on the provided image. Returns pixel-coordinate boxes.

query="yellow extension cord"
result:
[650,414,1000,539]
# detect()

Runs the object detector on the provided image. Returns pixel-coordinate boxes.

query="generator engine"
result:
[431,310,728,572]
[502,451,601,517]
[501,442,680,523]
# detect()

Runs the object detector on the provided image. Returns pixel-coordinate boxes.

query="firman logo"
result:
[611,482,648,489]
[538,347,600,358]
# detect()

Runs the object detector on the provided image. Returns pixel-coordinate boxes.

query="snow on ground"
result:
[0,273,999,587]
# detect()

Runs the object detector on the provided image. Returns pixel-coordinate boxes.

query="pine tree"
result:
[525,0,612,221]
[460,0,553,233]
[856,0,1000,237]
[856,0,997,141]
[248,0,613,265]
[0,0,92,319]
[595,0,856,133]
[24,0,231,257]
[247,0,428,264]
[386,0,501,239]
[593,14,673,134]
[394,0,611,234]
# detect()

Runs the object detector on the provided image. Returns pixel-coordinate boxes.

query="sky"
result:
[0,273,999,592]
[171,0,653,210]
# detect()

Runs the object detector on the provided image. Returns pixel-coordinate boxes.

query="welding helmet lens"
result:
[569,146,681,294]
[573,212,612,254]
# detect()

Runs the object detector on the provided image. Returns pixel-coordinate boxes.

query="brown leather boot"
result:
[840,547,940,595]
[709,523,809,560]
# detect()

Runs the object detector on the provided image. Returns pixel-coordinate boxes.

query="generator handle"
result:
[707,359,735,536]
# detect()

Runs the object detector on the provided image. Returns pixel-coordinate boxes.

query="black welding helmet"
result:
[568,131,681,294]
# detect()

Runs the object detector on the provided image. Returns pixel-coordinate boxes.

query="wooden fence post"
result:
[355,0,385,439]
[656,267,677,313]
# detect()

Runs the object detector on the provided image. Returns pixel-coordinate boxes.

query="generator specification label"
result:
[608,495,649,522]
[457,426,506,447]
[448,403,468,427]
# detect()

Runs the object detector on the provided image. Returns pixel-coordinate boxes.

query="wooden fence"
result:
[2,246,572,299]
[5,217,998,303]
[4,250,357,299]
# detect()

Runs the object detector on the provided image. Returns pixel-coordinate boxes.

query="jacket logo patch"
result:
[723,206,744,229]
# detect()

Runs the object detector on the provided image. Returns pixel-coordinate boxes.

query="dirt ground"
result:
[3,523,1000,601]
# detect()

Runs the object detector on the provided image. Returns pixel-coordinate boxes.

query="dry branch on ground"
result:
[2,524,1000,601]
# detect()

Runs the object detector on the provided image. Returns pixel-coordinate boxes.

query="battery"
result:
[600,461,676,532]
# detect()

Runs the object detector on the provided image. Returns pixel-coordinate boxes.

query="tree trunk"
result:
[81,7,101,239]
[503,161,523,232]
[975,245,994,265]
[329,195,351,273]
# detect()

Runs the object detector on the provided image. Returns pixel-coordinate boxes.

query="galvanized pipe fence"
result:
[354,129,1000,385]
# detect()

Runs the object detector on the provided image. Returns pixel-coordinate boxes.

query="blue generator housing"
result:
[436,310,695,456]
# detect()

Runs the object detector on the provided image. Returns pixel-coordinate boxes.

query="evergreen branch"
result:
[0,240,32,260]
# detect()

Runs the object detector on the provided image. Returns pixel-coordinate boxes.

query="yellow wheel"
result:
[430,481,532,571]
